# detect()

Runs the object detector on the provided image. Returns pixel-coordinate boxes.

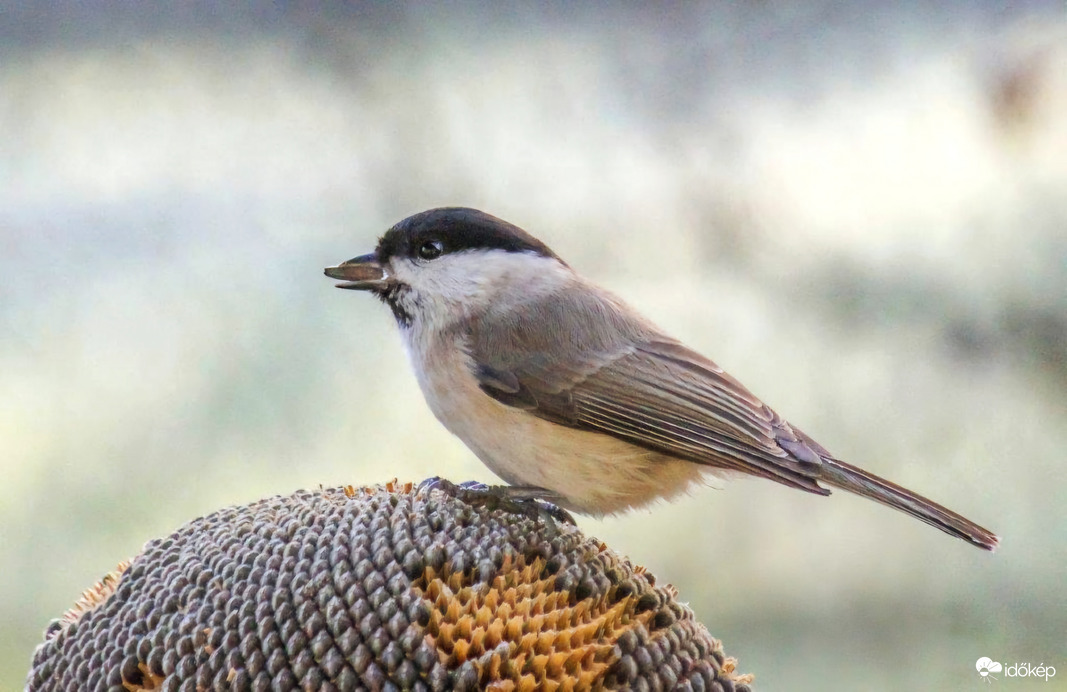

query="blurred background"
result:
[2,2,1065,690]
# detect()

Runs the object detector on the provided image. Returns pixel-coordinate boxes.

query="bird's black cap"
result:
[376,207,563,263]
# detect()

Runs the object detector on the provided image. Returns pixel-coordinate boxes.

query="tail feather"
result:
[818,458,999,551]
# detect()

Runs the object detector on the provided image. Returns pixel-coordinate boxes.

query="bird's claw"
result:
[416,477,577,528]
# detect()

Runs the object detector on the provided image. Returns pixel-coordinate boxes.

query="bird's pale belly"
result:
[459,408,706,515]
[411,338,706,515]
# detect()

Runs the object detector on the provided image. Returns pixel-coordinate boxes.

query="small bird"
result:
[325,207,999,551]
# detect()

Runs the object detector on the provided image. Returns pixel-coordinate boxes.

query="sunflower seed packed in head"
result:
[28,481,752,691]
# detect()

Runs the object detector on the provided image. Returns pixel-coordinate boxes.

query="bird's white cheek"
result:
[393,251,576,323]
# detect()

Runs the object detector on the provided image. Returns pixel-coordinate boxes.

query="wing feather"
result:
[468,287,828,494]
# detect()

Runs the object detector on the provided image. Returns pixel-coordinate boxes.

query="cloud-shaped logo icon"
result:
[977,657,1003,682]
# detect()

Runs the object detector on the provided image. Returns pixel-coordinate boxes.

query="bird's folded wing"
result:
[473,335,829,495]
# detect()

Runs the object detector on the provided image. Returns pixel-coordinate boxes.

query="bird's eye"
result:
[417,239,444,260]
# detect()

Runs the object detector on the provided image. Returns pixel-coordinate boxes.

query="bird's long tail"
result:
[817,457,999,551]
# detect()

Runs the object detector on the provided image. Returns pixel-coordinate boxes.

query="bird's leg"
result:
[417,477,576,526]
[496,485,578,527]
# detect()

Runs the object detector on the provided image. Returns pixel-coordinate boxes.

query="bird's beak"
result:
[324,253,389,290]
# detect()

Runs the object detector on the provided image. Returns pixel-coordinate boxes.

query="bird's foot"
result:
[417,477,576,527]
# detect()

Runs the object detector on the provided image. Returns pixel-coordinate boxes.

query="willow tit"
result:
[325,207,998,551]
